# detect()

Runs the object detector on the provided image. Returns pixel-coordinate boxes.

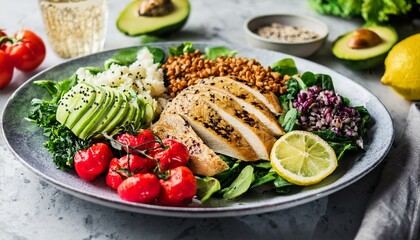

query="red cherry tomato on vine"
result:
[151,139,190,171]
[117,173,161,204]
[74,143,113,181]
[4,29,46,71]
[106,154,157,190]
[0,50,14,89]
[158,166,197,206]
[115,129,156,153]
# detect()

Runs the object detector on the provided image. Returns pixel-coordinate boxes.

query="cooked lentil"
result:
[162,49,288,97]
[257,23,319,42]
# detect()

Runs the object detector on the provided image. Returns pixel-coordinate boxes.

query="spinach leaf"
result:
[213,160,242,188]
[299,72,334,91]
[110,48,139,66]
[311,130,359,160]
[331,142,359,160]
[271,58,298,76]
[251,170,277,188]
[273,175,296,194]
[317,74,334,91]
[354,106,371,137]
[300,71,318,87]
[83,67,103,75]
[281,108,298,133]
[196,176,221,203]
[140,46,165,64]
[169,42,195,56]
[205,46,237,60]
[252,161,272,169]
[223,165,254,200]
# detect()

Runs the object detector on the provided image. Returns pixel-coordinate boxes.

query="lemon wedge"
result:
[270,131,337,186]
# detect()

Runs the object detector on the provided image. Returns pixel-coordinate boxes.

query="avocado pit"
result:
[138,0,174,17]
[347,29,382,49]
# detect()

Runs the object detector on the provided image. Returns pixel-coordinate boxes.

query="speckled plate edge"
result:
[1,42,394,218]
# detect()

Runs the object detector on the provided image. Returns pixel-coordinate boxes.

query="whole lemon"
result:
[381,34,420,100]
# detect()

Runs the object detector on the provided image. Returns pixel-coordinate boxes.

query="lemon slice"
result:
[270,130,337,186]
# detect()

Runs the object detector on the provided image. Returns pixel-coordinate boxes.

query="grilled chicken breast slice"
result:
[196,78,285,136]
[182,85,276,160]
[208,76,282,115]
[164,93,259,161]
[152,113,229,176]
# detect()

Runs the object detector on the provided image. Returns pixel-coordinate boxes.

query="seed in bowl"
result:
[257,23,319,42]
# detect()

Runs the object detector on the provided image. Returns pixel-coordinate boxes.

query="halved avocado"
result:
[332,26,398,70]
[117,0,190,36]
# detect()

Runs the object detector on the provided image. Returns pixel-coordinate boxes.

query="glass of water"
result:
[39,0,109,58]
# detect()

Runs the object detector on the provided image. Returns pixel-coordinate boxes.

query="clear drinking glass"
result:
[39,0,109,58]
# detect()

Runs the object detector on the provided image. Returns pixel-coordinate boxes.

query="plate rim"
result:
[1,42,394,218]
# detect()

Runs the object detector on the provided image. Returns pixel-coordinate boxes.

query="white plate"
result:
[2,42,394,217]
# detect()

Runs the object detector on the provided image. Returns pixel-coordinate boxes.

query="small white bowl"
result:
[244,14,329,58]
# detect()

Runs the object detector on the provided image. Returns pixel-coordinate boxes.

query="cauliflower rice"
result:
[76,48,166,111]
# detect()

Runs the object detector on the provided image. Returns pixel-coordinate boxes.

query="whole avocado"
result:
[331,25,397,70]
[117,0,190,37]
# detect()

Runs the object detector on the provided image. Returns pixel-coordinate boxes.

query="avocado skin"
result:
[337,54,387,71]
[116,0,190,37]
[332,26,397,70]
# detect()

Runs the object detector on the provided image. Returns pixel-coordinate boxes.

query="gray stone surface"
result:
[0,0,416,239]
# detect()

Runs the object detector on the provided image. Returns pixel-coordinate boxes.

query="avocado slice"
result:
[101,92,131,134]
[56,83,86,125]
[90,88,122,137]
[61,82,97,129]
[71,85,107,138]
[79,86,115,140]
[332,25,398,70]
[117,0,190,36]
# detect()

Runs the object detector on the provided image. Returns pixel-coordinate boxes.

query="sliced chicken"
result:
[152,113,229,176]
[206,76,282,115]
[181,85,276,160]
[196,78,285,136]
[164,93,259,161]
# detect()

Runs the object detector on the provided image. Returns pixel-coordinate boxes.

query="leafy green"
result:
[300,72,334,91]
[27,79,91,170]
[196,176,221,203]
[281,108,298,133]
[309,0,418,24]
[354,106,371,138]
[274,176,296,194]
[110,48,138,66]
[271,58,298,76]
[312,130,359,160]
[169,42,195,56]
[308,0,363,18]
[223,165,254,200]
[105,46,166,68]
[251,170,277,188]
[205,46,237,60]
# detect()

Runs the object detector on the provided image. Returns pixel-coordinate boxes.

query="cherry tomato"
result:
[115,129,156,153]
[4,29,46,72]
[74,143,113,181]
[106,154,157,190]
[0,50,14,89]
[158,166,197,206]
[151,139,190,171]
[117,173,161,204]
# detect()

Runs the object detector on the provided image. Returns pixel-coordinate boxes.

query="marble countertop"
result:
[0,0,416,239]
